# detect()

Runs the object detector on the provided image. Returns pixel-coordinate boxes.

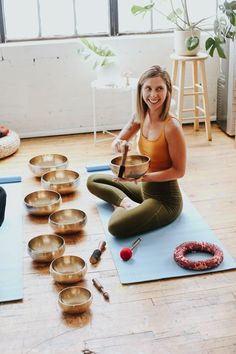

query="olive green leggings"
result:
[87,174,183,238]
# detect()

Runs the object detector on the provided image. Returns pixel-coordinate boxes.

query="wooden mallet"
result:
[89,240,106,264]
[118,144,129,178]
[92,278,109,301]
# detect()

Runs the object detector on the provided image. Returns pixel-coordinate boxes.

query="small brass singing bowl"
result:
[110,154,150,179]
[29,154,68,177]
[50,255,87,284]
[24,190,62,216]
[58,286,92,314]
[28,234,65,262]
[41,170,80,195]
[49,209,87,234]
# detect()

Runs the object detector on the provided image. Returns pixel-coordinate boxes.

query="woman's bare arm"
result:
[112,116,140,153]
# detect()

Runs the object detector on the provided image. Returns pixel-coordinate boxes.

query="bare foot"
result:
[120,197,140,210]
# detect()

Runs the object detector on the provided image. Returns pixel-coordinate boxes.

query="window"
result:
[0,0,110,41]
[0,0,217,43]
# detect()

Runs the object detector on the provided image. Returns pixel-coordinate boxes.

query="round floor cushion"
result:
[0,130,20,159]
[174,241,224,270]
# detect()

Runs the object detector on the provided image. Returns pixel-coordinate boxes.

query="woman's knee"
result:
[86,174,94,192]
[108,220,130,238]
[87,174,100,193]
[108,210,139,238]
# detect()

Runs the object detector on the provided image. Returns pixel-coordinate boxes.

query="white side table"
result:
[91,78,138,144]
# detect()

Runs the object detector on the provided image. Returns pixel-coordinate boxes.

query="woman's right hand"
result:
[112,138,131,154]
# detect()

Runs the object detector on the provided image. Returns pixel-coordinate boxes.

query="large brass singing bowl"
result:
[110,154,150,179]
[24,190,62,216]
[49,208,87,234]
[29,154,68,177]
[41,170,80,195]
[58,286,92,314]
[50,255,87,284]
[28,234,65,262]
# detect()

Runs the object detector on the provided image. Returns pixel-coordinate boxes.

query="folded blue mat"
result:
[0,180,23,301]
[0,176,21,184]
[96,194,236,284]
[86,164,111,172]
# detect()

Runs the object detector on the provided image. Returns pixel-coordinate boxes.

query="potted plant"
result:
[77,38,121,85]
[131,1,236,58]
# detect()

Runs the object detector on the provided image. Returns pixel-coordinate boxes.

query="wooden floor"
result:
[1,123,236,354]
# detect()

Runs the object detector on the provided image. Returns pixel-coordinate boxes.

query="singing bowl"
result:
[58,286,92,314]
[41,170,80,195]
[110,154,150,179]
[29,154,68,177]
[50,255,87,284]
[49,209,87,234]
[24,190,62,216]
[28,234,65,262]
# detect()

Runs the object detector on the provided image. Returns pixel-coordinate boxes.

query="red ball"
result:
[120,247,132,261]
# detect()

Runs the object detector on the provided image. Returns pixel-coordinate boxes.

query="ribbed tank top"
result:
[138,118,172,172]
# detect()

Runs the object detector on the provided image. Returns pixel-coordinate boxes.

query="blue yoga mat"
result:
[96,195,236,284]
[0,175,21,184]
[0,178,23,301]
[86,164,111,172]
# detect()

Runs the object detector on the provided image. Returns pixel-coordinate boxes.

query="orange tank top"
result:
[138,118,172,172]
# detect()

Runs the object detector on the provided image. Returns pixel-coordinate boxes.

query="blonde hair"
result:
[135,65,172,123]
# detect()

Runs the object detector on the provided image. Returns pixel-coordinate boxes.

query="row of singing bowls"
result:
[27,235,91,313]
[24,191,87,233]
[24,190,62,216]
[110,154,150,179]
[29,154,68,177]
[41,170,80,195]
[27,154,91,314]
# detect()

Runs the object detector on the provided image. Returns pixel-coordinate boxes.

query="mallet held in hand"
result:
[118,144,129,178]
[89,241,106,264]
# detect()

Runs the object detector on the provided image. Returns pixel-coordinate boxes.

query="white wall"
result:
[0,33,219,138]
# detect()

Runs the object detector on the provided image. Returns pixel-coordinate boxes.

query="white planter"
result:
[174,29,200,56]
[95,61,121,86]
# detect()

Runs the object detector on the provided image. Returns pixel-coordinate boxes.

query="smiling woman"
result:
[87,65,186,238]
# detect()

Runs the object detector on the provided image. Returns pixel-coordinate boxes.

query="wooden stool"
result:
[170,52,212,141]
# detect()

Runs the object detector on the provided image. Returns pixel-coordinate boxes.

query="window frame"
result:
[0,0,215,43]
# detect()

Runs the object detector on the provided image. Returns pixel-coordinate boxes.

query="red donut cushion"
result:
[174,241,224,270]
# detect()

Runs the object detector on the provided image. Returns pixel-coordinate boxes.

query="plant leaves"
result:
[78,38,116,69]
[215,38,227,58]
[185,36,199,51]
[205,37,215,51]
[81,38,115,57]
[131,4,155,16]
[205,37,226,58]
[167,8,183,25]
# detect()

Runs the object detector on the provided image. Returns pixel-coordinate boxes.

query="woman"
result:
[87,65,186,238]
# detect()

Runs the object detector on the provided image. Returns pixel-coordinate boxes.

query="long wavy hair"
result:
[136,65,172,122]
